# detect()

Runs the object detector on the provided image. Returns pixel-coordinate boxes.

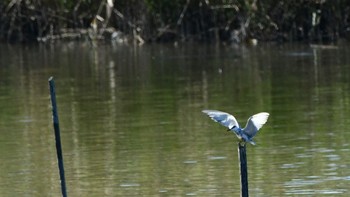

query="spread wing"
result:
[243,112,269,138]
[202,110,239,129]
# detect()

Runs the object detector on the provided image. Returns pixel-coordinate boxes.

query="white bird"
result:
[202,110,269,145]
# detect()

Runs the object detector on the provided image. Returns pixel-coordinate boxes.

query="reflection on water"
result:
[0,43,350,196]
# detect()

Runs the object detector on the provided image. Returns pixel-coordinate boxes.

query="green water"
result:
[0,43,350,196]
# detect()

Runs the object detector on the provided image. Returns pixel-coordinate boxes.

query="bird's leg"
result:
[238,140,246,146]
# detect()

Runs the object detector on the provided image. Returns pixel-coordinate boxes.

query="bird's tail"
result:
[247,139,256,145]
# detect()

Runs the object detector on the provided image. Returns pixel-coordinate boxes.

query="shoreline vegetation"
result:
[1,0,349,45]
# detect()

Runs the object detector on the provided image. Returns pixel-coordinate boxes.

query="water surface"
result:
[0,43,350,196]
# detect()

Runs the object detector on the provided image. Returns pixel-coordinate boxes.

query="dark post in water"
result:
[49,77,68,197]
[238,143,249,197]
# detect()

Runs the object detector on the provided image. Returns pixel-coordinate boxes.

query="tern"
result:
[202,110,269,145]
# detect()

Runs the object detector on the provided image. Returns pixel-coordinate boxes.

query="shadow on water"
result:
[0,43,350,196]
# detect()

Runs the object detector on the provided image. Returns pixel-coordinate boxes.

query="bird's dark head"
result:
[227,125,237,132]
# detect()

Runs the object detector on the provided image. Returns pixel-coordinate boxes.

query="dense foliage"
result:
[0,0,349,43]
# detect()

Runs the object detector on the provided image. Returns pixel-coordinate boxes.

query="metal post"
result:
[49,77,68,197]
[238,143,249,197]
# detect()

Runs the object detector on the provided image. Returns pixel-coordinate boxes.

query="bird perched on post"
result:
[202,110,269,145]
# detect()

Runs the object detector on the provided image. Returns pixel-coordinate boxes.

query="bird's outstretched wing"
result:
[243,112,269,138]
[202,110,240,129]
